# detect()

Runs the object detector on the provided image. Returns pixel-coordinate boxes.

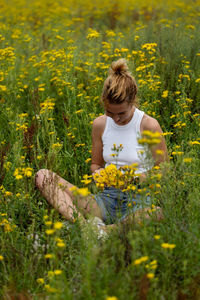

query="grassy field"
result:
[0,0,200,299]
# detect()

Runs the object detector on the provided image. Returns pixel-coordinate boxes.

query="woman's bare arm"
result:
[141,114,169,165]
[90,116,106,174]
[138,114,169,182]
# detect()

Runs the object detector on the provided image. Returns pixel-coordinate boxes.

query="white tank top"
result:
[102,108,152,174]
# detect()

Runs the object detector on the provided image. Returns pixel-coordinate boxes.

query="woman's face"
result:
[104,101,135,125]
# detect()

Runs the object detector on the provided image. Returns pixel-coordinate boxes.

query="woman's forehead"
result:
[104,101,131,113]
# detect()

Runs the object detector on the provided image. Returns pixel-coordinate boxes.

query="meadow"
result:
[0,0,200,299]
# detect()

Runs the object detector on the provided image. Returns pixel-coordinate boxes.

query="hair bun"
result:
[109,58,129,76]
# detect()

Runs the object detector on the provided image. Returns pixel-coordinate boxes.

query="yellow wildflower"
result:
[161,243,176,249]
[153,166,160,170]
[162,132,173,136]
[161,90,169,98]
[172,151,184,155]
[56,35,64,40]
[48,271,55,278]
[23,167,33,177]
[53,222,63,229]
[133,256,149,265]
[87,28,100,39]
[189,141,200,145]
[45,221,52,226]
[146,260,158,270]
[45,229,55,235]
[81,174,92,185]
[156,150,164,155]
[4,161,12,171]
[183,158,192,163]
[106,30,116,37]
[45,254,54,259]
[4,191,12,196]
[0,85,7,92]
[44,285,59,293]
[57,242,66,248]
[77,188,91,197]
[85,158,91,163]
[37,278,45,284]
[54,270,62,275]
[55,237,63,243]
[52,143,62,150]
[150,260,157,265]
[147,273,155,279]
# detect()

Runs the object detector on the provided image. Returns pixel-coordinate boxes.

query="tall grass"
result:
[0,0,200,298]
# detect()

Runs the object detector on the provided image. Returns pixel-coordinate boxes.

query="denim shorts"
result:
[94,187,151,225]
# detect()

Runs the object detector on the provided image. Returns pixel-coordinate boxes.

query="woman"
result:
[35,58,168,229]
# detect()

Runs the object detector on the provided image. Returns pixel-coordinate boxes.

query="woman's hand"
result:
[92,168,104,176]
[92,168,104,183]
[137,173,147,183]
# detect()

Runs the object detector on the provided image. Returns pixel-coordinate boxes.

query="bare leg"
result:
[35,169,103,222]
[121,206,163,225]
[134,206,163,222]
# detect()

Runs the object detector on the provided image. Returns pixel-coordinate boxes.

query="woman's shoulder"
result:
[141,113,163,133]
[93,114,106,126]
[92,115,107,135]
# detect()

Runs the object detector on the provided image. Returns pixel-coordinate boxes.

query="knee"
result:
[35,169,51,190]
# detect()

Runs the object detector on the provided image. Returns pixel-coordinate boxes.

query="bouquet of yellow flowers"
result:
[93,163,139,191]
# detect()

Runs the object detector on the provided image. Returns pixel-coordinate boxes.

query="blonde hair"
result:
[101,58,138,105]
